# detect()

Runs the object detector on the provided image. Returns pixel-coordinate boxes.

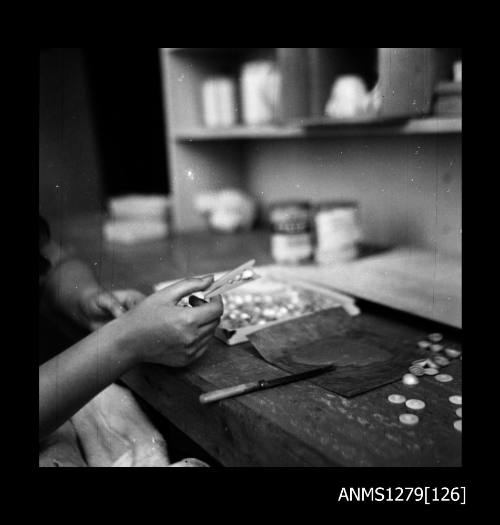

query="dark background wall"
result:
[39,48,103,224]
[39,48,169,227]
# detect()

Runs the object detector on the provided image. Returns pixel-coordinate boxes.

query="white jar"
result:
[314,201,362,264]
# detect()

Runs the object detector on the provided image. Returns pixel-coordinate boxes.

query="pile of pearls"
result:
[221,287,342,330]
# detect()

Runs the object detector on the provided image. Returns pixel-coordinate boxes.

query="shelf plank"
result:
[174,117,461,141]
[175,124,305,141]
[399,117,461,134]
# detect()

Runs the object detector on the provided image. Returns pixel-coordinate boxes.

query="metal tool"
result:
[188,259,259,305]
[199,364,336,404]
[205,269,260,299]
[203,259,256,299]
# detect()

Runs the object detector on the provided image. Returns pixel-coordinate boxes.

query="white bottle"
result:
[202,76,237,128]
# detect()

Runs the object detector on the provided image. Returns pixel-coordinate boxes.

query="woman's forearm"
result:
[41,258,103,327]
[39,318,137,440]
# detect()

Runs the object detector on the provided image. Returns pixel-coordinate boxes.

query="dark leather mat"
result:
[247,308,428,397]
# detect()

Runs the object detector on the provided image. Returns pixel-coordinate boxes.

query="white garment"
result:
[39,383,209,468]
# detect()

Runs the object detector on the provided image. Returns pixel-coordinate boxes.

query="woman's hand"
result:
[39,275,222,439]
[115,276,223,368]
[79,289,146,331]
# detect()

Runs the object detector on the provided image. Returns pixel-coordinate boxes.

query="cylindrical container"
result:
[314,201,362,264]
[269,201,313,264]
[202,76,237,128]
[240,60,281,126]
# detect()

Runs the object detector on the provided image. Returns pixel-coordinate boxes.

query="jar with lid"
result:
[269,201,313,264]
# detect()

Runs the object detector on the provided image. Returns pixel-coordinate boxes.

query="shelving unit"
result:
[160,48,462,255]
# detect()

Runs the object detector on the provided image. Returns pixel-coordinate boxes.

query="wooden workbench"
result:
[58,214,462,467]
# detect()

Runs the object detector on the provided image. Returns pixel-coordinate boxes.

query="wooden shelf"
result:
[302,116,462,136]
[161,48,462,237]
[175,124,304,141]
[398,117,461,134]
[174,117,461,142]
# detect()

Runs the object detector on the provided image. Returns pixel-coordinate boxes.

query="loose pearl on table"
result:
[402,373,419,386]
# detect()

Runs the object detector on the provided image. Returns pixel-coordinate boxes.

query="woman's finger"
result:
[197,320,220,337]
[189,332,213,353]
[190,344,209,362]
[187,334,213,359]
[190,296,224,326]
[111,290,146,310]
[95,292,125,318]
